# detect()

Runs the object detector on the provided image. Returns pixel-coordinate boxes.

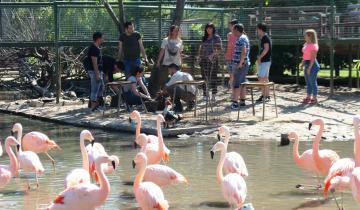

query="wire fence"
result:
[0,1,360,111]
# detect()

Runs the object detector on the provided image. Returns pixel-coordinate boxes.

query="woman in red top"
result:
[225,19,239,89]
[302,29,320,104]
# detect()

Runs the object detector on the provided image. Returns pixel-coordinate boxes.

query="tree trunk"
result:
[118,0,125,33]
[172,0,185,26]
[100,0,121,32]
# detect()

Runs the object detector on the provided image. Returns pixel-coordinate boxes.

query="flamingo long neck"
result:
[80,136,89,172]
[16,126,23,149]
[354,121,360,166]
[157,119,164,153]
[216,146,226,183]
[292,135,301,166]
[95,160,110,204]
[312,122,325,172]
[5,141,18,176]
[135,116,141,139]
[224,134,230,147]
[133,162,146,192]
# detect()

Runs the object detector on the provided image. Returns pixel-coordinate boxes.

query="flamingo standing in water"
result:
[135,134,188,187]
[309,119,340,176]
[0,136,19,188]
[130,111,170,161]
[218,125,248,177]
[324,116,360,209]
[16,132,45,189]
[133,152,169,210]
[46,155,116,210]
[210,141,247,209]
[11,123,60,170]
[64,130,95,189]
[136,114,169,165]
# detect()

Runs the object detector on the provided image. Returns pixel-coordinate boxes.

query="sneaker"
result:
[265,96,271,102]
[239,100,246,107]
[302,97,311,104]
[256,95,264,103]
[231,102,239,110]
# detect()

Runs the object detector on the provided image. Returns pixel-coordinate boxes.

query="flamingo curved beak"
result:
[132,160,136,169]
[210,151,215,159]
[134,142,138,149]
[16,144,20,152]
[128,117,132,123]
[217,133,221,141]
[111,160,116,170]
[308,123,313,130]
[10,131,14,136]
[90,140,95,147]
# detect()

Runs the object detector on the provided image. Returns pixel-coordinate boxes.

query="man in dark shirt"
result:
[118,21,148,78]
[256,22,272,102]
[87,32,104,111]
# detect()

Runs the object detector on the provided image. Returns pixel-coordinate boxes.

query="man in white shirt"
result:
[165,63,196,112]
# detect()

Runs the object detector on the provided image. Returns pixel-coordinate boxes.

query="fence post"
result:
[329,0,335,96]
[158,0,162,44]
[54,1,61,104]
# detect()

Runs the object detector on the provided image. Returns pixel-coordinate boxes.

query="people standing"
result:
[199,22,222,102]
[256,23,272,102]
[302,29,320,104]
[150,25,183,95]
[225,19,239,90]
[86,32,104,111]
[231,24,250,110]
[118,21,148,78]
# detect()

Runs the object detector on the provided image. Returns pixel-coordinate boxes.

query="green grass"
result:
[284,68,360,78]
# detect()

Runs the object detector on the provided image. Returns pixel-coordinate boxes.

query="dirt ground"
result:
[0,84,359,141]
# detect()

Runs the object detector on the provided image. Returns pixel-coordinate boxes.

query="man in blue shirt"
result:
[231,24,250,110]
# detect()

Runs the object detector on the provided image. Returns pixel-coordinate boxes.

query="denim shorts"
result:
[257,61,271,78]
[88,71,104,102]
[232,63,249,88]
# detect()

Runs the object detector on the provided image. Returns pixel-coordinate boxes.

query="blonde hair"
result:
[305,29,318,44]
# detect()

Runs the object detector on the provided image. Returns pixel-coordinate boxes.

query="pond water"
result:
[0,113,358,210]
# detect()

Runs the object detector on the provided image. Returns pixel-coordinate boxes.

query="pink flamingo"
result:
[130,111,170,161]
[218,125,248,177]
[11,123,60,170]
[309,119,340,175]
[351,167,360,204]
[137,115,169,165]
[135,134,188,187]
[16,131,45,189]
[46,155,116,210]
[133,152,169,210]
[64,130,95,189]
[324,116,360,209]
[210,141,247,209]
[0,136,19,188]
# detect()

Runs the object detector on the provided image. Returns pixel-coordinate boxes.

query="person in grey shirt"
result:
[118,21,148,78]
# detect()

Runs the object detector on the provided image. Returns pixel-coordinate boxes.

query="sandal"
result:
[309,98,318,104]
[302,97,311,103]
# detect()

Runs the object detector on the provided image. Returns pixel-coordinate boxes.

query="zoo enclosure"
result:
[0,0,360,103]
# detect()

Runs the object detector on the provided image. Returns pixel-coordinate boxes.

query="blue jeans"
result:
[88,71,104,102]
[304,60,320,97]
[124,91,142,105]
[124,58,141,78]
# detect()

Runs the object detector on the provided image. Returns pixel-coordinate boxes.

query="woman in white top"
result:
[149,25,183,95]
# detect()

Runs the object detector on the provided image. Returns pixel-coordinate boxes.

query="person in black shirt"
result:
[87,32,104,111]
[256,23,272,102]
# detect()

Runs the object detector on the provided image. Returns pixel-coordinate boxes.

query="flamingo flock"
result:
[2,112,360,209]
[289,116,360,209]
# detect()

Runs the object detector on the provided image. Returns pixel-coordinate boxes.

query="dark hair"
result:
[130,65,144,77]
[233,23,245,34]
[202,22,217,42]
[168,63,180,71]
[124,21,134,29]
[229,19,239,25]
[257,22,267,32]
[93,32,103,42]
[115,61,124,70]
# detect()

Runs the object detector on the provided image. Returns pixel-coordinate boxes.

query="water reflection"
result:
[0,114,358,210]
